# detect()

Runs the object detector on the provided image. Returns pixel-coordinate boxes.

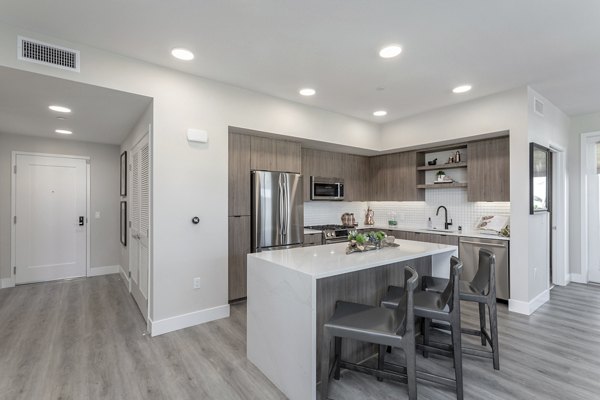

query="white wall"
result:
[0,23,379,329]
[569,112,600,277]
[380,87,532,305]
[0,132,121,279]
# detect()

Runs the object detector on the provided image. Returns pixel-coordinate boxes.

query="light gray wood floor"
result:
[0,275,599,400]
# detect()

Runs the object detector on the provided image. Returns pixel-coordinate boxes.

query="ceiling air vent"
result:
[17,36,80,72]
[534,97,544,116]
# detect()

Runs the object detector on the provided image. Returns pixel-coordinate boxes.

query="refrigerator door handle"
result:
[278,174,285,239]
[283,174,288,237]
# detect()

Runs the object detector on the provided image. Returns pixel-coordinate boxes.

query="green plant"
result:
[436,170,445,176]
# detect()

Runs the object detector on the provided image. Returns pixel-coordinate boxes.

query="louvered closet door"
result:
[129,134,150,321]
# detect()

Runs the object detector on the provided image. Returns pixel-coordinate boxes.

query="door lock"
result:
[79,216,85,226]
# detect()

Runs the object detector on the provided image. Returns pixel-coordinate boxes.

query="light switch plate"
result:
[95,211,101,219]
[193,277,201,289]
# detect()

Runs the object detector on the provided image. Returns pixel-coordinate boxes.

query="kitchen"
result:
[229,128,511,399]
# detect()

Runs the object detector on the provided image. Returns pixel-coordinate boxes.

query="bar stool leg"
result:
[422,318,430,358]
[451,317,464,400]
[334,337,342,380]
[320,330,331,400]
[377,345,386,382]
[489,301,500,370]
[478,302,487,346]
[406,339,417,400]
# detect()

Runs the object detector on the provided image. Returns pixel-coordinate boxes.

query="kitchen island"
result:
[247,240,458,400]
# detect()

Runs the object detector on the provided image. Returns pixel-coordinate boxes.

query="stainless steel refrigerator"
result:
[251,171,303,252]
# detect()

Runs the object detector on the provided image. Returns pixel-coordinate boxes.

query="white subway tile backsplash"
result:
[304,188,510,231]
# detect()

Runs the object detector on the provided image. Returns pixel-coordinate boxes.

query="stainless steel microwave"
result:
[310,176,344,200]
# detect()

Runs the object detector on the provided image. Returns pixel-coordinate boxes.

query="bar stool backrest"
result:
[394,266,419,336]
[470,249,496,296]
[439,256,463,312]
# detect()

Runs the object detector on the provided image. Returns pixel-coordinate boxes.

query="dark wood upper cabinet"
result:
[250,136,277,171]
[342,153,369,201]
[468,136,510,202]
[228,133,251,216]
[370,151,423,201]
[276,140,302,173]
[250,135,301,173]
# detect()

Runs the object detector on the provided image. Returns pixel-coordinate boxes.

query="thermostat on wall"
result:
[187,128,208,143]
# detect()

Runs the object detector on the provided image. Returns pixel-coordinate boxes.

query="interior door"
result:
[14,154,87,284]
[587,142,600,283]
[129,134,150,320]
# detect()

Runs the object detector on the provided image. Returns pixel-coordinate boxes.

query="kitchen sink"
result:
[423,228,457,233]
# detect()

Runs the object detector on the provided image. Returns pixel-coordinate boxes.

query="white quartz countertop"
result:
[248,240,457,279]
[361,224,510,241]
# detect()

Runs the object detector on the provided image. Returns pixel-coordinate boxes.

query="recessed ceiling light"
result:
[49,105,71,113]
[379,45,402,58]
[452,85,472,94]
[373,110,387,117]
[299,88,316,96]
[171,48,194,61]
[55,129,73,135]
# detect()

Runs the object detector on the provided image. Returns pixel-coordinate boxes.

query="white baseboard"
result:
[0,278,15,289]
[508,288,550,315]
[570,273,587,284]
[119,265,131,292]
[149,304,230,337]
[88,265,120,277]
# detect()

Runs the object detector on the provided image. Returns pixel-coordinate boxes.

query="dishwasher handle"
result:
[459,239,507,249]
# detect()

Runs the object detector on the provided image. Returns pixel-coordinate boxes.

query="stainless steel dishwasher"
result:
[459,237,509,301]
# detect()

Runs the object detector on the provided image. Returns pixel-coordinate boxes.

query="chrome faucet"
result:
[436,206,453,230]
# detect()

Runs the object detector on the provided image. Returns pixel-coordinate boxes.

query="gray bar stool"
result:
[320,266,419,400]
[421,249,499,370]
[380,256,464,400]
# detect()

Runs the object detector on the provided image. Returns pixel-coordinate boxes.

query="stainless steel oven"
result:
[310,177,344,201]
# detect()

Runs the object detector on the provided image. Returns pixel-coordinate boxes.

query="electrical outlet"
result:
[193,277,201,289]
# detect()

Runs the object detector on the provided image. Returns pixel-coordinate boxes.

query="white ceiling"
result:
[1,1,600,123]
[0,67,152,145]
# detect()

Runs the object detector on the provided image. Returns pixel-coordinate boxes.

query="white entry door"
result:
[129,134,150,320]
[14,154,87,284]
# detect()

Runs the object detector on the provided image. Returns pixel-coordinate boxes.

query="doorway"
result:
[549,144,568,287]
[582,132,600,283]
[11,152,89,284]
[129,131,151,321]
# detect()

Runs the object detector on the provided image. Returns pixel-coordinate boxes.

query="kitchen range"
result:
[304,224,353,244]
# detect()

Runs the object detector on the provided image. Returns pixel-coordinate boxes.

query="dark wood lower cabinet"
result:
[228,216,251,301]
[303,233,323,247]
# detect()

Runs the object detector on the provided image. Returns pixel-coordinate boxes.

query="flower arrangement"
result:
[346,231,396,254]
